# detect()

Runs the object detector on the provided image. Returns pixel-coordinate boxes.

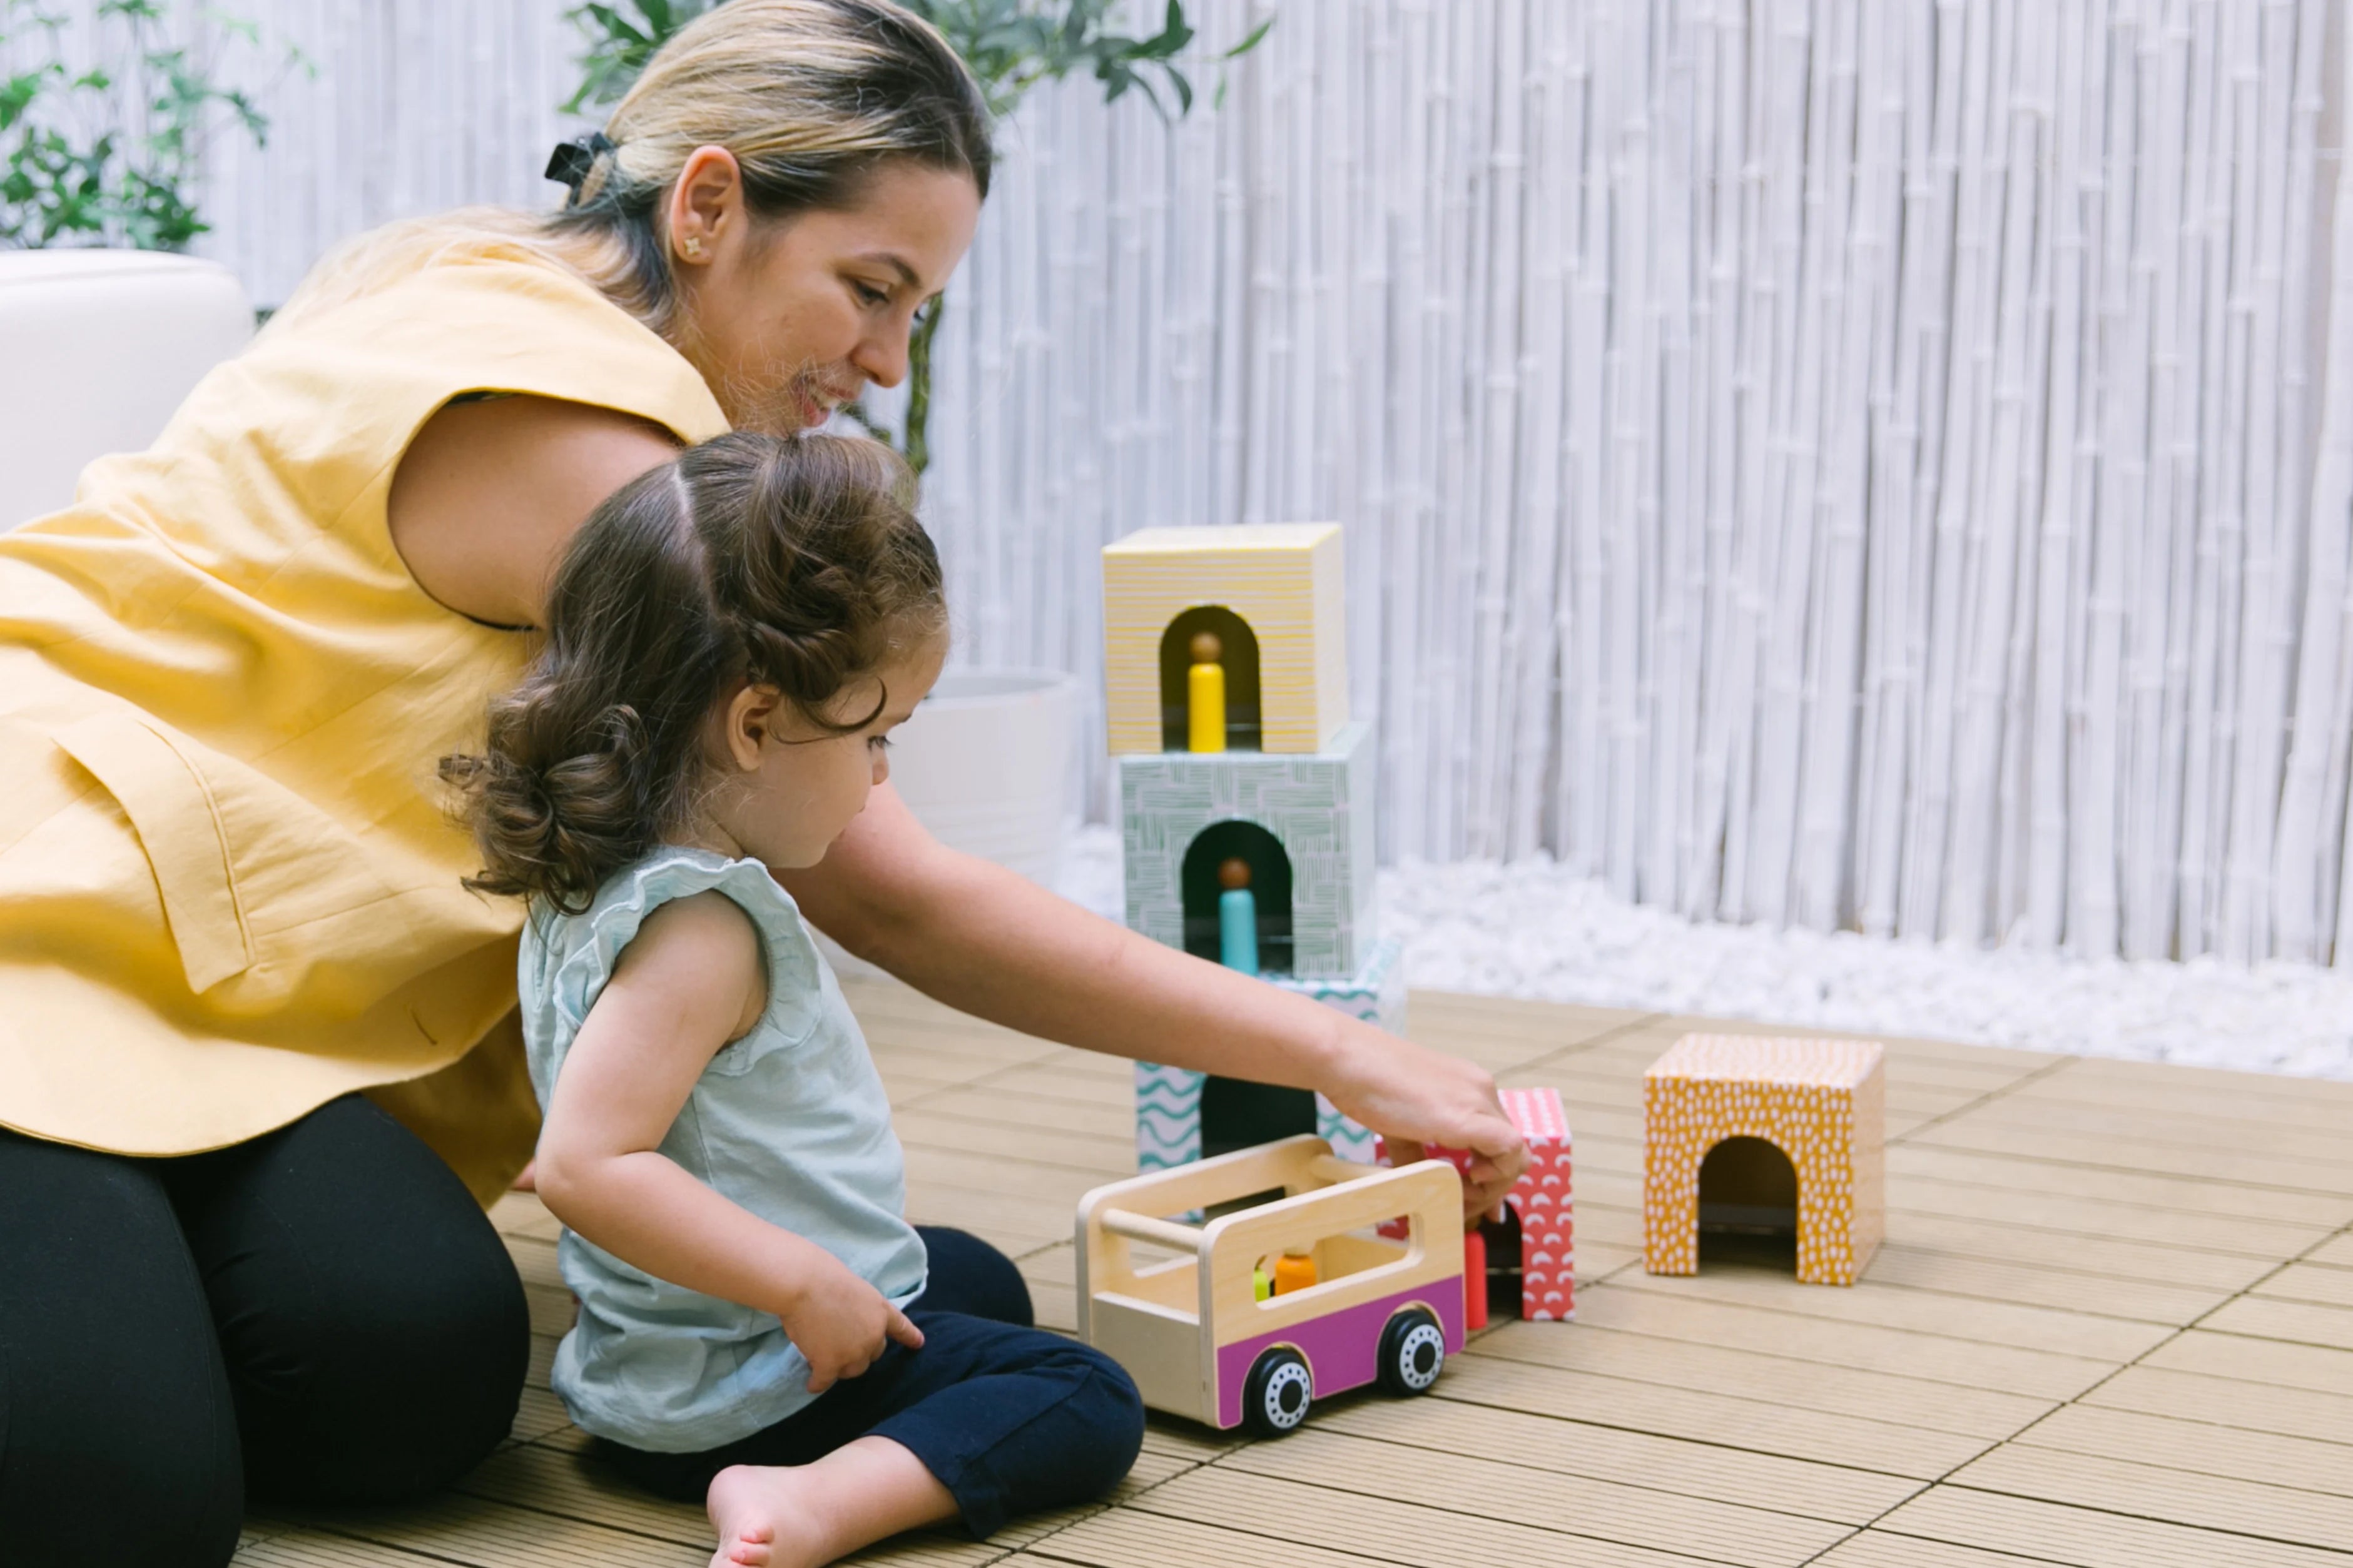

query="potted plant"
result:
[1,0,300,251]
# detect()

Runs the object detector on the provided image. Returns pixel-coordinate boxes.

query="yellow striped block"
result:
[1101,524,1349,754]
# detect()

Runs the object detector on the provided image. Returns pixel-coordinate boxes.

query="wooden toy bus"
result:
[1075,1135,1466,1437]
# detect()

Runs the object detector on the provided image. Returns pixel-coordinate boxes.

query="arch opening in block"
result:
[1159,606,1262,751]
[1181,819,1292,974]
[1696,1135,1799,1270]
[1478,1201,1523,1321]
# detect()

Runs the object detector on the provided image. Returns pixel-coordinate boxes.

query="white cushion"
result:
[0,249,254,530]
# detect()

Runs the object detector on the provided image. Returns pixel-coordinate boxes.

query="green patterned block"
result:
[1131,937,1403,1171]
[1121,720,1377,979]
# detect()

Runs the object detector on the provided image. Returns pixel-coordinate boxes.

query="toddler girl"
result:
[444,432,1143,1567]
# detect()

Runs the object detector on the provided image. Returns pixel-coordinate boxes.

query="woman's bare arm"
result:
[387,394,684,627]
[778,787,1530,1211]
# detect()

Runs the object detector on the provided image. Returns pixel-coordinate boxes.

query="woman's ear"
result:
[668,144,744,266]
[721,683,780,772]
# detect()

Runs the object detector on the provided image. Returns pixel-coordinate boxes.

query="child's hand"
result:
[776,1258,927,1393]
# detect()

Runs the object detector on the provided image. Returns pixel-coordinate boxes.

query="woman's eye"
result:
[853,281,890,307]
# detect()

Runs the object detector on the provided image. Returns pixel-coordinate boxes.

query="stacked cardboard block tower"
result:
[1105,524,1401,1171]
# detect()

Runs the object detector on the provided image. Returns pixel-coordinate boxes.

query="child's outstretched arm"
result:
[532,891,923,1393]
[781,787,1530,1216]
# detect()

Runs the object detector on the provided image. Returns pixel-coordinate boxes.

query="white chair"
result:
[1,248,254,530]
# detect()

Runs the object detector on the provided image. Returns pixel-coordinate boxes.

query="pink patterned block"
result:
[1380,1086,1574,1322]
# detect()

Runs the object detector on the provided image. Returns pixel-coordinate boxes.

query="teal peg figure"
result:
[1217,857,1259,976]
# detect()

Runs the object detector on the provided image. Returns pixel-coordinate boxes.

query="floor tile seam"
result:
[1497,1011,1676,1066]
[1884,1055,2084,1146]
[442,1477,709,1554]
[1863,1236,2282,1293]
[1924,1474,2353,1555]
[1441,1349,2056,1444]
[1585,1274,2156,1361]
[288,1515,539,1568]
[1875,1206,2331,1262]
[1882,1139,2353,1201]
[1263,1419,1939,1531]
[896,1140,1135,1185]
[1011,1450,1222,1562]
[1816,1260,2240,1316]
[1933,1215,2353,1517]
[2000,1422,2353,1498]
[1139,1454,1784,1564]
[1466,1321,2093,1410]
[1789,1518,2073,1568]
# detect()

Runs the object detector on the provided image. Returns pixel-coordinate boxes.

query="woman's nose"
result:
[852,325,908,390]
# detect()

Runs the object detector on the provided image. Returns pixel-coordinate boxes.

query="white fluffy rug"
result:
[1057,825,2353,1080]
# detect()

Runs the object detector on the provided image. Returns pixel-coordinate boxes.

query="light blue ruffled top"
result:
[519,845,927,1452]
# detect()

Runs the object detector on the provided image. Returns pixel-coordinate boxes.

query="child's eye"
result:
[868,735,892,751]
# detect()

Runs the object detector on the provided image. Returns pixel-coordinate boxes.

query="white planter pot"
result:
[886,668,1079,888]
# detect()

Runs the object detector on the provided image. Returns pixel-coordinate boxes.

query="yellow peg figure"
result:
[1187,630,1226,752]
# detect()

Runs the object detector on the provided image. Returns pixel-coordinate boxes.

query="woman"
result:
[0,3,1523,1562]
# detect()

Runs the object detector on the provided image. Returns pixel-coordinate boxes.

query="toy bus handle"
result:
[1306,1153,1373,1186]
[1099,1208,1210,1255]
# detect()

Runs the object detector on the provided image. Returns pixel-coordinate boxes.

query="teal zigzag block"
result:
[1130,937,1403,1171]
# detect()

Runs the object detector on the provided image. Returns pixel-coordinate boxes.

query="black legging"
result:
[0,1095,530,1568]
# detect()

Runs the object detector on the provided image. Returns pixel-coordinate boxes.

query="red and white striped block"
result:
[1380,1086,1574,1321]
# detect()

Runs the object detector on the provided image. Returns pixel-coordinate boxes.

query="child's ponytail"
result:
[442,432,943,914]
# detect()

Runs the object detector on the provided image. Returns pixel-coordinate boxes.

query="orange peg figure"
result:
[1271,1248,1318,1295]
[1187,630,1226,752]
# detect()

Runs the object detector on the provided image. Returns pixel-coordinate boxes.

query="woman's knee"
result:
[0,1130,245,1567]
[183,1098,530,1504]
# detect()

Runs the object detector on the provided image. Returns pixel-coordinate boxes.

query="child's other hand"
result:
[778,1260,926,1393]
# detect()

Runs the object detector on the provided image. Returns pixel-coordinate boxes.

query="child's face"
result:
[708,632,948,869]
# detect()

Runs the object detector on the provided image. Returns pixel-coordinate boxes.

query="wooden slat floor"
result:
[235,983,2353,1567]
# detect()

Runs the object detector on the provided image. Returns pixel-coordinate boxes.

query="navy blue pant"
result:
[600,1228,1144,1539]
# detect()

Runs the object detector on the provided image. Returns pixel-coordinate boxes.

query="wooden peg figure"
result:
[1187,630,1226,752]
[1216,856,1258,976]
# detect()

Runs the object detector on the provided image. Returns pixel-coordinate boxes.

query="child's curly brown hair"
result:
[440,430,945,914]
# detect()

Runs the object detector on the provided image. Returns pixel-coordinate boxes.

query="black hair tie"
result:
[546,131,617,201]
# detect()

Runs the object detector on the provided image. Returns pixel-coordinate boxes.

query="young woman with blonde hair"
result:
[0,3,1523,1562]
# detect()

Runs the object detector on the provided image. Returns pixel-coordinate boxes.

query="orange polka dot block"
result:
[1642,1034,1886,1287]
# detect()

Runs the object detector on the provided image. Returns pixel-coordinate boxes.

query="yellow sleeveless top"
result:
[0,240,728,1198]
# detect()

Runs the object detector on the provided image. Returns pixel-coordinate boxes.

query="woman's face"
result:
[668,151,982,434]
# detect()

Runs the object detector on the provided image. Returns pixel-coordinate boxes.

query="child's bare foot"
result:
[706,1465,830,1568]
[704,1439,955,1568]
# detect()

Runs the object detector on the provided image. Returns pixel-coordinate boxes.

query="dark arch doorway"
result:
[1697,1136,1799,1270]
[1160,605,1262,751]
[1181,819,1292,975]
[1184,818,1309,1159]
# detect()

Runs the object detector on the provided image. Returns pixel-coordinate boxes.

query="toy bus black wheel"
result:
[1241,1347,1313,1437]
[1376,1307,1446,1397]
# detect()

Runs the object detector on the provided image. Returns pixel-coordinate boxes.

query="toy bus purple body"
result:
[1212,1280,1467,1429]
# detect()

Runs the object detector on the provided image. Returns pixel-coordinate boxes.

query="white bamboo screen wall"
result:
[19,1,2353,964]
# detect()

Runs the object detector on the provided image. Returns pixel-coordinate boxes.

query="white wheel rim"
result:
[1261,1359,1312,1427]
[1396,1322,1445,1391]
